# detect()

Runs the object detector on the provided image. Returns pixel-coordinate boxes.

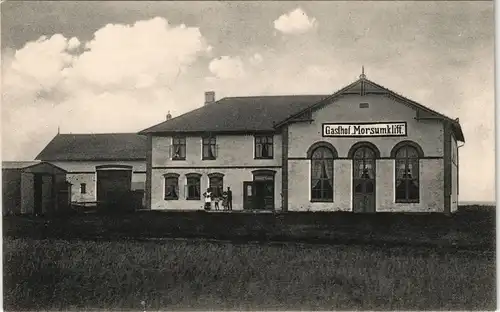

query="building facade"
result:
[35,133,147,206]
[140,75,464,213]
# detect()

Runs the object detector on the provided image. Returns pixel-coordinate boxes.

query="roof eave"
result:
[139,129,278,136]
[37,157,146,162]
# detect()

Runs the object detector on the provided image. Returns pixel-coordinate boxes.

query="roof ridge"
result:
[56,132,143,136]
[221,94,329,99]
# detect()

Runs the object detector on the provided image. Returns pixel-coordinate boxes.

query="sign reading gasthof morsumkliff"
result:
[322,122,407,137]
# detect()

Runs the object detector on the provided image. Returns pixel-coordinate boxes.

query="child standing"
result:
[213,195,220,211]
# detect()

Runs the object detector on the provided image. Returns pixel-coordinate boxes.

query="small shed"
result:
[2,161,70,216]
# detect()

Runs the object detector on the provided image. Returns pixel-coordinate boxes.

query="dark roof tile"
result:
[35,133,147,161]
[139,95,329,134]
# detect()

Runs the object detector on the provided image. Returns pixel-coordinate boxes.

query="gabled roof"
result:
[139,76,464,142]
[138,95,329,134]
[275,77,465,142]
[35,133,148,161]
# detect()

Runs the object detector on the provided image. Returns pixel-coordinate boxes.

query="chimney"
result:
[166,111,172,120]
[204,91,215,105]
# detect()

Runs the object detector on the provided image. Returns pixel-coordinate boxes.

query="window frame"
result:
[186,173,202,200]
[202,135,217,160]
[164,173,180,200]
[254,134,274,159]
[208,172,224,198]
[171,136,186,161]
[392,142,423,204]
[309,145,336,203]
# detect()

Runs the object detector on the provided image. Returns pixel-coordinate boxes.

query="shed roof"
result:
[2,161,67,173]
[2,161,42,169]
[35,133,148,161]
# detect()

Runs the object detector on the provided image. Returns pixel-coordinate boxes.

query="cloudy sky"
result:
[1,1,494,202]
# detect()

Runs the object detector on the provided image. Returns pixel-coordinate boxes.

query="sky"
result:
[1,1,495,202]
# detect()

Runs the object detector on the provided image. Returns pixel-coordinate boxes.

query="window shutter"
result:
[215,144,219,158]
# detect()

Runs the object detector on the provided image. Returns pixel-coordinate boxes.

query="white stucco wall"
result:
[288,94,444,159]
[152,134,282,168]
[286,93,446,212]
[288,159,444,212]
[151,167,282,211]
[288,159,351,211]
[49,160,146,202]
[377,159,444,212]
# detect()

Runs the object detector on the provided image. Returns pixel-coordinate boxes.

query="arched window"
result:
[393,143,422,203]
[310,146,335,202]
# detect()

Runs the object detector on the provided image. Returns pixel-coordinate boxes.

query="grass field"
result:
[3,205,496,250]
[3,237,495,311]
[3,205,496,310]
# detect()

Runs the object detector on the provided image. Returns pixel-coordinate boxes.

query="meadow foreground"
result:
[3,237,495,311]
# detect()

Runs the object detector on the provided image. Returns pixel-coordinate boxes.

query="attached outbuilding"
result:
[2,161,70,216]
[35,133,147,211]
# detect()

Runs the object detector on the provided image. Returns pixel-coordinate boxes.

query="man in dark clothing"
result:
[227,187,232,211]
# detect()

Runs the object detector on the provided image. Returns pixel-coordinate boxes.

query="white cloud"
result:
[4,34,73,97]
[2,17,210,160]
[249,53,263,65]
[67,37,81,51]
[273,7,317,35]
[208,56,246,79]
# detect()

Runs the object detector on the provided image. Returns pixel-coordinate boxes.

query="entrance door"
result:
[41,175,54,214]
[254,180,274,210]
[352,146,376,213]
[243,181,254,210]
[97,169,132,209]
[243,180,275,210]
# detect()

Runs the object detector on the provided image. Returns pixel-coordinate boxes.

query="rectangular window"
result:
[80,183,86,194]
[164,176,179,200]
[209,176,223,198]
[202,136,217,160]
[186,176,201,200]
[255,135,274,159]
[359,102,369,108]
[172,136,186,160]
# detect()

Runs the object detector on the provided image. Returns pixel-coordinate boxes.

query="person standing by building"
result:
[203,188,212,211]
[222,191,228,210]
[227,187,232,211]
[214,195,220,211]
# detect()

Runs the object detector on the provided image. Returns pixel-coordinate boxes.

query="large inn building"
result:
[138,74,465,214]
